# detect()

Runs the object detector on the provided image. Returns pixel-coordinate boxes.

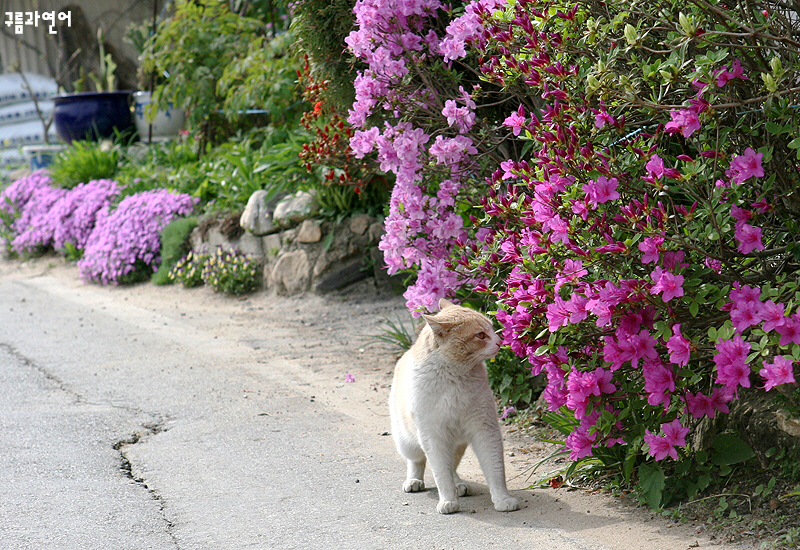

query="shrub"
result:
[200,247,260,295]
[335,0,800,505]
[78,189,198,285]
[152,216,199,285]
[0,170,55,254]
[49,141,120,189]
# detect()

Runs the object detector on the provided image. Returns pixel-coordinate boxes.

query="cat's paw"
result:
[403,478,425,493]
[456,482,469,497]
[493,496,520,512]
[437,500,460,514]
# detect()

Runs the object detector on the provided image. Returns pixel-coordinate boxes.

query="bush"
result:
[333,0,800,506]
[152,216,199,285]
[49,141,120,189]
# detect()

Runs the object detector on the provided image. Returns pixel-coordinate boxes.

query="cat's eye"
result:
[476,332,487,340]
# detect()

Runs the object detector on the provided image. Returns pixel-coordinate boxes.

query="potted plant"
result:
[52,30,134,143]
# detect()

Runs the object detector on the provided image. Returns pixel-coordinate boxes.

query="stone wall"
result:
[189,211,403,296]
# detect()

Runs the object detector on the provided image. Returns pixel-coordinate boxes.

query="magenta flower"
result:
[730,299,764,332]
[734,223,764,254]
[665,107,701,137]
[685,387,733,419]
[667,324,691,366]
[582,176,620,206]
[594,110,615,129]
[759,356,796,391]
[503,106,526,136]
[649,267,685,302]
[565,426,596,460]
[715,59,748,87]
[644,154,680,180]
[760,300,786,332]
[713,335,752,389]
[345,373,356,383]
[775,314,800,346]
[500,405,517,419]
[644,420,687,461]
[727,147,764,184]
[638,236,663,265]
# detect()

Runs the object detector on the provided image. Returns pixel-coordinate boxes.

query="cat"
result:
[388,298,520,514]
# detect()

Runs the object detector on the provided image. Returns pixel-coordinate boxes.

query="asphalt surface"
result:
[0,267,715,550]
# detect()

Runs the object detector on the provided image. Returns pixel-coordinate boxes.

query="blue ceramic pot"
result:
[52,91,134,143]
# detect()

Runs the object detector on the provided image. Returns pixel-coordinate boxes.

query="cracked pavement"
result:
[0,258,722,550]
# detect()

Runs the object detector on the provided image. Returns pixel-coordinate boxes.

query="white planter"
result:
[132,91,185,141]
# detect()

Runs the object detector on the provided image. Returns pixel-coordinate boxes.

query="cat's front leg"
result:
[471,423,520,513]
[422,441,461,514]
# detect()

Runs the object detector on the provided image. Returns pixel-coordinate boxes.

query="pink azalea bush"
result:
[341,0,799,502]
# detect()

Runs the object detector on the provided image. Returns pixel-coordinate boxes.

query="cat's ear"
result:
[422,314,453,337]
[438,298,456,310]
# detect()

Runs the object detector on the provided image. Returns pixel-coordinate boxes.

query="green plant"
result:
[147,0,265,148]
[152,216,199,285]
[168,250,209,288]
[487,348,544,409]
[49,141,119,189]
[201,247,261,295]
[366,313,418,352]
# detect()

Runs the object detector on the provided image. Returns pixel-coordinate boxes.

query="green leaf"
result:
[638,463,665,509]
[711,434,756,465]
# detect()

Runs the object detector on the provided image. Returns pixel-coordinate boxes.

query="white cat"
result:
[389,298,520,514]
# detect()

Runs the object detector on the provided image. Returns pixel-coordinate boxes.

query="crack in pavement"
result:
[114,424,180,550]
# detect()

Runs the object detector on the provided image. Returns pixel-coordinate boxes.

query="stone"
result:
[314,259,370,293]
[239,190,277,236]
[231,231,264,259]
[349,214,372,236]
[273,191,318,228]
[261,234,282,257]
[777,410,800,438]
[370,247,406,295]
[368,222,384,244]
[296,220,322,243]
[269,250,310,295]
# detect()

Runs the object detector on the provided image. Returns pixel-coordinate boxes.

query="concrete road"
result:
[0,265,715,550]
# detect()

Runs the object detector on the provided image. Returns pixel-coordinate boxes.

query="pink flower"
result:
[500,405,517,419]
[503,106,526,136]
[662,419,689,447]
[649,267,685,302]
[345,373,356,383]
[686,387,733,419]
[727,147,764,184]
[644,154,680,180]
[665,107,701,137]
[565,426,596,460]
[638,236,663,265]
[714,335,752,389]
[715,59,748,87]
[760,300,786,332]
[730,299,763,333]
[734,223,764,254]
[667,324,691,366]
[582,176,620,206]
[759,356,796,391]
[775,314,800,346]
[643,359,676,408]
[594,110,615,129]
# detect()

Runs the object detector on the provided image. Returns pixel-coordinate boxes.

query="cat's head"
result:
[422,298,502,365]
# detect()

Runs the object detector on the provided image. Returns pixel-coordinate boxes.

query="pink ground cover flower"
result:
[759,356,796,391]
